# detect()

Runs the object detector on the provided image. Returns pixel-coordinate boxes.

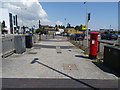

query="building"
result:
[64,28,76,33]
[80,24,86,31]
[0,8,18,34]
[64,28,83,34]
[41,25,57,34]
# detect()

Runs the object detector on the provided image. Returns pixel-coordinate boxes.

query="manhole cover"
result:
[63,64,78,70]
[27,52,37,54]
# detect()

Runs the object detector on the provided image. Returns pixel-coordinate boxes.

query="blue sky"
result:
[40,2,118,30]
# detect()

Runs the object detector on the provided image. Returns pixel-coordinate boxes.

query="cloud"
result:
[56,21,63,25]
[0,0,50,28]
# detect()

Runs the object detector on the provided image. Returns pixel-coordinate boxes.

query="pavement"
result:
[2,35,118,79]
[2,35,119,89]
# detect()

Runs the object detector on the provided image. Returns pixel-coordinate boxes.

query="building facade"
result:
[0,8,18,34]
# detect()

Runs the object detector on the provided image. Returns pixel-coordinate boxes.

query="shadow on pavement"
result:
[41,39,68,42]
[75,54,120,77]
[75,55,89,59]
[92,61,120,77]
[30,58,100,90]
[34,44,72,49]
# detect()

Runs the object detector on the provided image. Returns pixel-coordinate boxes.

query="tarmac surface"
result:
[2,35,119,89]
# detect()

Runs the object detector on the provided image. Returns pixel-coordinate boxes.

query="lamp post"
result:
[84,2,88,47]
[64,18,67,28]
[84,2,90,47]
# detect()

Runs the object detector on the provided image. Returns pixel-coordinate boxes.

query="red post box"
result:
[89,32,99,59]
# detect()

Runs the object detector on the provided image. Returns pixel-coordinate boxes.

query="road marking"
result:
[1,49,15,57]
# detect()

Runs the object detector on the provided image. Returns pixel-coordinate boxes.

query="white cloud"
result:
[56,21,63,25]
[38,0,119,2]
[0,0,50,28]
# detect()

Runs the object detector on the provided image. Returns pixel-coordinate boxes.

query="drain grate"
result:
[63,64,78,70]
[27,52,37,54]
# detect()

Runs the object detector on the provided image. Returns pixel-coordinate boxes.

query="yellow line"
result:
[1,49,15,56]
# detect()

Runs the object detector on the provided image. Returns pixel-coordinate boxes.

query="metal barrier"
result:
[32,34,39,44]
[2,36,15,58]
[1,34,40,58]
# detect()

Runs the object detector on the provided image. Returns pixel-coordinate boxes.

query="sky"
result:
[118,2,120,30]
[0,0,50,28]
[40,2,118,30]
[0,0,118,30]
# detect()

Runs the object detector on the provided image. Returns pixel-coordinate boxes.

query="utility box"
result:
[14,35,26,54]
[25,35,33,48]
[103,45,120,74]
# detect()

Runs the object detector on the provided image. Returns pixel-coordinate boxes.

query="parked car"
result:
[101,33,118,40]
[70,33,85,40]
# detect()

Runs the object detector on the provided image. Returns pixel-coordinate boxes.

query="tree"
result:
[67,23,71,28]
[75,25,80,30]
[55,24,57,28]
[55,25,65,29]
[118,31,120,34]
[35,28,47,34]
[66,23,74,28]
[2,20,5,28]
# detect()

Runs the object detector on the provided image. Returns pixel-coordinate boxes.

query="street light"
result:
[84,2,90,47]
[64,18,67,28]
